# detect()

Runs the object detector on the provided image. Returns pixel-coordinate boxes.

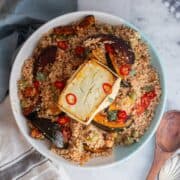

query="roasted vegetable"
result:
[26,111,66,148]
[93,113,133,131]
[54,25,75,36]
[84,144,110,153]
[33,45,57,76]
[84,34,135,76]
[78,15,95,29]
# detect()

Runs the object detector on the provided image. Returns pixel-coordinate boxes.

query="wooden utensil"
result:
[147,110,180,180]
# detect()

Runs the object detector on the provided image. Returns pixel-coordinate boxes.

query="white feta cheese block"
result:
[58,59,121,125]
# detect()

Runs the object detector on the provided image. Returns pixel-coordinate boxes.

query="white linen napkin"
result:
[0,97,70,180]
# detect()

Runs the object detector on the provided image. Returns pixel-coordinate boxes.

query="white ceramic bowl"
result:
[10,11,167,168]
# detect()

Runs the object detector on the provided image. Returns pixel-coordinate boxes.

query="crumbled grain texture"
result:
[18,18,161,164]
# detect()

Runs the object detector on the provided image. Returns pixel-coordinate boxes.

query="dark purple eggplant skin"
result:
[26,111,64,148]
[33,45,57,76]
[87,34,135,64]
[105,52,116,72]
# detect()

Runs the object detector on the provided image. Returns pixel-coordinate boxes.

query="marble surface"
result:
[64,0,180,180]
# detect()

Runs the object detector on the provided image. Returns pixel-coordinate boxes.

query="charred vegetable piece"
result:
[84,144,110,153]
[105,52,116,72]
[26,111,65,148]
[54,25,75,36]
[78,15,95,29]
[93,113,133,131]
[85,34,135,75]
[34,46,57,75]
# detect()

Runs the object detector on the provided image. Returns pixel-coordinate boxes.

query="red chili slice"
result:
[57,116,70,125]
[117,110,127,123]
[141,94,151,109]
[105,43,114,54]
[119,64,131,76]
[57,41,68,50]
[102,83,112,94]
[66,93,77,105]
[74,46,85,57]
[54,81,65,90]
[145,90,157,100]
[33,80,40,89]
[136,90,156,115]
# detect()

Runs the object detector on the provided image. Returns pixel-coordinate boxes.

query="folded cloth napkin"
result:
[0,0,77,102]
[0,97,70,180]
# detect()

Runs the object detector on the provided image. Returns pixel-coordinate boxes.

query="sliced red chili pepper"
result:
[62,127,71,142]
[117,110,127,123]
[57,41,68,50]
[54,81,65,90]
[136,90,156,115]
[119,64,131,76]
[146,90,157,100]
[117,110,127,120]
[105,43,115,54]
[102,83,112,94]
[33,80,40,89]
[66,93,77,105]
[74,46,85,57]
[141,94,151,109]
[57,116,70,125]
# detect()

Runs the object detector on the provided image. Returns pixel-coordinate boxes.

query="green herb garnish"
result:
[36,72,46,81]
[107,110,118,121]
[130,69,136,76]
[108,97,114,103]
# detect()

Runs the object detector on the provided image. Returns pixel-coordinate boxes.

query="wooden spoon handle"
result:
[146,144,172,180]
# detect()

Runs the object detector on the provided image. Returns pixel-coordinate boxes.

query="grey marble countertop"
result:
[65,0,180,179]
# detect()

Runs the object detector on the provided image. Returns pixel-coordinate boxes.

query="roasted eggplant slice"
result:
[53,25,75,36]
[33,45,57,76]
[84,34,135,75]
[26,111,64,148]
[78,15,95,29]
[93,114,133,131]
